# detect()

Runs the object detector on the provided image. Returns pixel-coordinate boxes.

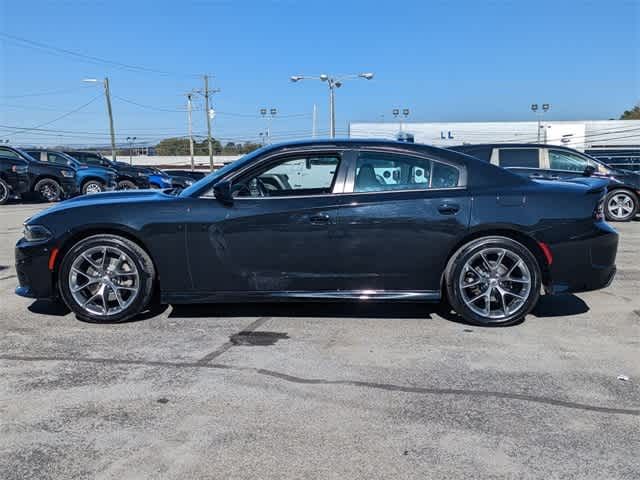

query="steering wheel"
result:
[236,178,269,197]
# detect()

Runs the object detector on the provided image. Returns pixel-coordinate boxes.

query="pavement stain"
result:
[229,331,290,346]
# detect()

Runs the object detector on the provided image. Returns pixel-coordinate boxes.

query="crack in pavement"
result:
[196,316,271,364]
[1,353,638,417]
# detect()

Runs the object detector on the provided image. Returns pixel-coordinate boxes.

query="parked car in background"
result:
[0,150,30,204]
[0,146,77,202]
[163,169,207,189]
[141,166,172,189]
[24,149,117,195]
[63,151,151,190]
[586,149,640,172]
[450,143,640,222]
[16,140,617,327]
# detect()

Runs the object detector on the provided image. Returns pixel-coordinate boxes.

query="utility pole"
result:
[203,75,214,171]
[103,77,117,161]
[186,93,195,171]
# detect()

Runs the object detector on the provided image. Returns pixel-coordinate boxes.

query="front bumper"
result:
[15,239,56,299]
[546,222,618,294]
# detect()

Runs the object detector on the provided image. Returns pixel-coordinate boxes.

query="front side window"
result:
[499,148,539,168]
[233,155,341,198]
[0,147,21,160]
[549,150,596,172]
[46,152,69,165]
[353,152,460,193]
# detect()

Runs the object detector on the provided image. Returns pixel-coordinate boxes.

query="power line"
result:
[0,32,200,78]
[0,95,103,137]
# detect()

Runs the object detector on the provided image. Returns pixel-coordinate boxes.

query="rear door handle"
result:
[309,212,331,225]
[437,203,460,215]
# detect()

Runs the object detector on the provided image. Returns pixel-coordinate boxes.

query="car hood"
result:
[26,190,172,224]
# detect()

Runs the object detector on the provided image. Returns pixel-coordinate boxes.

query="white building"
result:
[348,120,640,152]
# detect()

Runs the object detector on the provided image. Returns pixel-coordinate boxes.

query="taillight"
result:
[594,196,605,221]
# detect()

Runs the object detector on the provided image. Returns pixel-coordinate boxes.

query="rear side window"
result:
[499,148,539,168]
[0,147,22,159]
[458,146,493,162]
[354,151,461,192]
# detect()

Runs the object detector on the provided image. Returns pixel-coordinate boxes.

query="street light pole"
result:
[126,136,137,165]
[259,108,277,144]
[290,72,374,139]
[531,103,551,143]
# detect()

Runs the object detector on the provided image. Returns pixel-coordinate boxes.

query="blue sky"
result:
[0,0,638,147]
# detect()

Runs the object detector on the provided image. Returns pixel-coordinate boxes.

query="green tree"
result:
[620,104,640,120]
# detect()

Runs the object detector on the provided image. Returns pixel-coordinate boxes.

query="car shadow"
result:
[169,302,452,321]
[530,294,589,317]
[28,299,70,316]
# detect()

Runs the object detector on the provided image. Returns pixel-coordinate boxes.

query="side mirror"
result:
[583,165,596,177]
[213,180,234,205]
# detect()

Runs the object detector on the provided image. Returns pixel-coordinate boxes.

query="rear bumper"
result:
[15,239,56,299]
[546,222,618,294]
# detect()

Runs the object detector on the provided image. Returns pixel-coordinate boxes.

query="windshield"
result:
[55,151,82,168]
[179,146,271,198]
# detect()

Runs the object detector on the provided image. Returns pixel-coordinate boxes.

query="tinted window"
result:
[456,146,493,162]
[354,152,460,193]
[499,149,539,168]
[0,147,22,159]
[234,155,340,197]
[549,150,595,172]
[46,152,70,165]
[24,151,43,161]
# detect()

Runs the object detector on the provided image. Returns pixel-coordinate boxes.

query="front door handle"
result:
[309,213,331,225]
[437,203,460,215]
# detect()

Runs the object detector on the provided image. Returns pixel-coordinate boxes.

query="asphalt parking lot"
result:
[1,203,639,480]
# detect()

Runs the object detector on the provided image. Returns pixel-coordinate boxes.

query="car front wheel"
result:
[58,234,155,323]
[82,180,104,195]
[34,178,62,202]
[445,236,541,326]
[605,190,638,222]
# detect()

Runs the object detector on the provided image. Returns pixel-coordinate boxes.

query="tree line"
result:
[154,138,262,156]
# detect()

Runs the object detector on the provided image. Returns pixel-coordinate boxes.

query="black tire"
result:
[58,234,156,323]
[34,178,62,202]
[117,180,137,190]
[605,189,638,222]
[445,236,541,326]
[0,178,10,205]
[82,180,105,195]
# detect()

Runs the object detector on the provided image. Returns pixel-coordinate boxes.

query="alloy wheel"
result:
[68,245,140,316]
[458,247,532,320]
[84,182,103,194]
[0,181,8,203]
[39,182,59,201]
[607,193,635,221]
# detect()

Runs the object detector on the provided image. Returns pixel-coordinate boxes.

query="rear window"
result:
[456,146,493,162]
[499,148,539,168]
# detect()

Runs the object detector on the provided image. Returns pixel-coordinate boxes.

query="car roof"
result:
[450,143,581,151]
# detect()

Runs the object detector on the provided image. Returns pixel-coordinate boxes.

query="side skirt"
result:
[162,290,442,304]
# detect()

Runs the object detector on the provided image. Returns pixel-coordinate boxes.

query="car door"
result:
[185,149,349,294]
[333,148,471,294]
[495,147,547,179]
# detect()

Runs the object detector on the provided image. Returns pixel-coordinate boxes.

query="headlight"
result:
[60,170,75,178]
[137,172,147,177]
[23,224,53,242]
[185,179,194,186]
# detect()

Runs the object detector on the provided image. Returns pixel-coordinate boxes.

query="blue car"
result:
[25,149,117,195]
[144,167,173,189]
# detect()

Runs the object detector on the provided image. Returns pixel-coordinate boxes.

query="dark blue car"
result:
[25,150,118,195]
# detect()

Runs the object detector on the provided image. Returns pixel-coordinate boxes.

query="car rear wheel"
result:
[34,178,62,202]
[605,190,638,222]
[82,180,104,195]
[58,234,155,323]
[0,178,10,205]
[117,180,137,190]
[445,236,541,326]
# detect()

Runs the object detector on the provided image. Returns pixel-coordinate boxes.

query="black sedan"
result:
[15,140,618,326]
